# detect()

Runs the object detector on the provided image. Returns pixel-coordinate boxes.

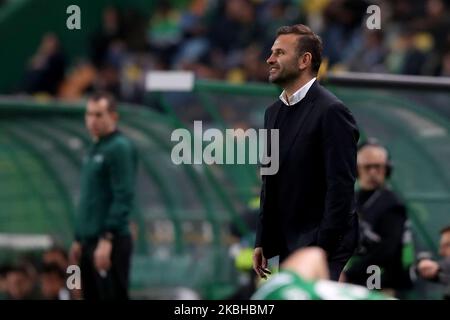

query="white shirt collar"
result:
[279,77,316,106]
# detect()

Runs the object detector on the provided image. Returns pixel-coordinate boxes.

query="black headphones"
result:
[357,137,393,179]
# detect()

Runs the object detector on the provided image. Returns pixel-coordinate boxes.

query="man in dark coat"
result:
[253,24,360,281]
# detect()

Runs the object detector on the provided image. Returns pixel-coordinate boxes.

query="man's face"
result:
[6,272,33,300]
[439,231,450,258]
[357,146,388,190]
[43,251,68,271]
[40,273,64,299]
[266,34,302,85]
[85,98,117,139]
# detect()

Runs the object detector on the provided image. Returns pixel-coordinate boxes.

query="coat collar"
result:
[279,77,316,106]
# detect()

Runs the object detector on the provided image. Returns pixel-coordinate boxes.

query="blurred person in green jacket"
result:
[69,91,137,300]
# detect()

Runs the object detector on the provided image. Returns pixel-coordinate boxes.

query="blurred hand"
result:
[418,259,440,279]
[253,247,269,279]
[281,247,330,281]
[94,239,113,273]
[69,241,82,265]
[339,272,347,283]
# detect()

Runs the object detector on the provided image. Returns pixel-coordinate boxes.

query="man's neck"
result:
[359,187,376,193]
[359,185,385,193]
[93,128,117,142]
[283,74,315,98]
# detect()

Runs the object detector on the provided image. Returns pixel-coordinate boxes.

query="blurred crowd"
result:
[0,247,81,300]
[20,0,450,103]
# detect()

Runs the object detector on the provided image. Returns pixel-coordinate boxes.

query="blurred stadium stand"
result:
[3,0,450,96]
[1,0,450,299]
[0,0,155,94]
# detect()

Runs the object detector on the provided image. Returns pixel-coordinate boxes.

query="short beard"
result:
[269,69,300,86]
[269,61,302,86]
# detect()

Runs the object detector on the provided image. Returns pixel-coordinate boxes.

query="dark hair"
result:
[276,24,323,74]
[40,263,65,279]
[0,264,11,277]
[88,91,117,113]
[7,265,30,277]
[44,246,68,261]
[440,225,450,235]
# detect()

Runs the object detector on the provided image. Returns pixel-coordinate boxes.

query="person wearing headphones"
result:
[342,138,411,296]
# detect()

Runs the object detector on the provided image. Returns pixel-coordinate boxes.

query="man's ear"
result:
[298,52,312,71]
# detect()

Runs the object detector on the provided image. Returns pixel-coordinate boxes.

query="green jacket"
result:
[75,130,137,242]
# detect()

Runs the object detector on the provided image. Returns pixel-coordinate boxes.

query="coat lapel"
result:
[278,100,314,169]
[274,81,320,170]
[266,105,280,158]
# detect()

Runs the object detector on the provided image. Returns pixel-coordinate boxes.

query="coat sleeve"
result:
[317,102,359,252]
